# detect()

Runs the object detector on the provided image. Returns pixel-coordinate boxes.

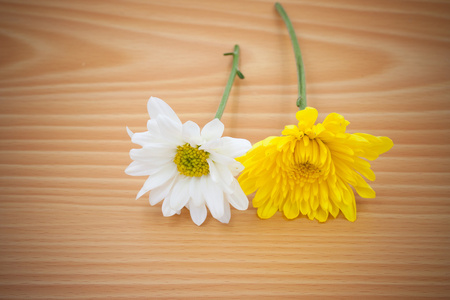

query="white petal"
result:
[182,121,202,146]
[147,96,182,126]
[228,160,245,176]
[134,164,177,199]
[131,131,153,146]
[147,162,171,177]
[215,162,234,186]
[226,179,249,210]
[189,204,207,226]
[125,161,158,176]
[146,119,181,147]
[162,198,178,217]
[203,176,224,219]
[201,118,224,141]
[125,161,173,176]
[149,175,177,206]
[208,151,235,165]
[203,137,252,158]
[130,146,175,162]
[207,159,220,183]
[217,201,231,224]
[125,161,143,176]
[126,126,134,138]
[189,177,204,207]
[206,160,233,194]
[147,119,160,134]
[156,115,183,145]
[170,177,191,211]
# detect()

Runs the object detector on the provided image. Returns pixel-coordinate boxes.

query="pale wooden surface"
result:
[1,0,449,299]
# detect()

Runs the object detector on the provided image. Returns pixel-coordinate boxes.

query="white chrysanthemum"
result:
[125,97,252,226]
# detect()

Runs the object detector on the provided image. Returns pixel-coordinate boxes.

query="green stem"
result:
[275,2,307,110]
[215,45,244,119]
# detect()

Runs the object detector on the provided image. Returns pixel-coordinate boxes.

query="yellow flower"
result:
[237,107,393,222]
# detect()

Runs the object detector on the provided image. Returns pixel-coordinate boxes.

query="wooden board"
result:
[1,0,449,298]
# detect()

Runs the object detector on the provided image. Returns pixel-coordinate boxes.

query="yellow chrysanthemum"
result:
[237,107,393,222]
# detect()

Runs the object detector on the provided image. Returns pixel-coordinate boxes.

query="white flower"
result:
[125,97,252,226]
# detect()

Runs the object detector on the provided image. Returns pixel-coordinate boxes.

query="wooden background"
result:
[1,0,449,299]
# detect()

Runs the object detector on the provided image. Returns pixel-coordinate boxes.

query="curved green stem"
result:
[215,45,244,119]
[275,2,307,110]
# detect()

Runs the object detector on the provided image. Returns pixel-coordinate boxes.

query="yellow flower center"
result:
[289,162,321,183]
[173,143,210,177]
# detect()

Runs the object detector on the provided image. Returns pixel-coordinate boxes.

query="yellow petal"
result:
[319,183,329,211]
[294,184,303,202]
[262,136,277,147]
[311,140,319,165]
[300,199,310,215]
[327,142,355,156]
[333,159,357,186]
[328,180,342,203]
[316,139,329,165]
[354,157,376,181]
[238,174,257,195]
[323,112,349,134]
[337,199,356,222]
[354,133,394,155]
[282,125,300,137]
[354,175,376,198]
[316,208,329,222]
[307,209,317,220]
[334,180,356,221]
[277,136,295,151]
[257,203,278,219]
[303,183,311,205]
[332,151,355,165]
[253,186,271,207]
[313,123,326,136]
[303,135,309,146]
[283,199,300,219]
[296,107,318,131]
[329,201,340,218]
[312,182,319,197]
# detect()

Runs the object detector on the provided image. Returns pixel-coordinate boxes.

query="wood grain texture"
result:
[1,0,449,299]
